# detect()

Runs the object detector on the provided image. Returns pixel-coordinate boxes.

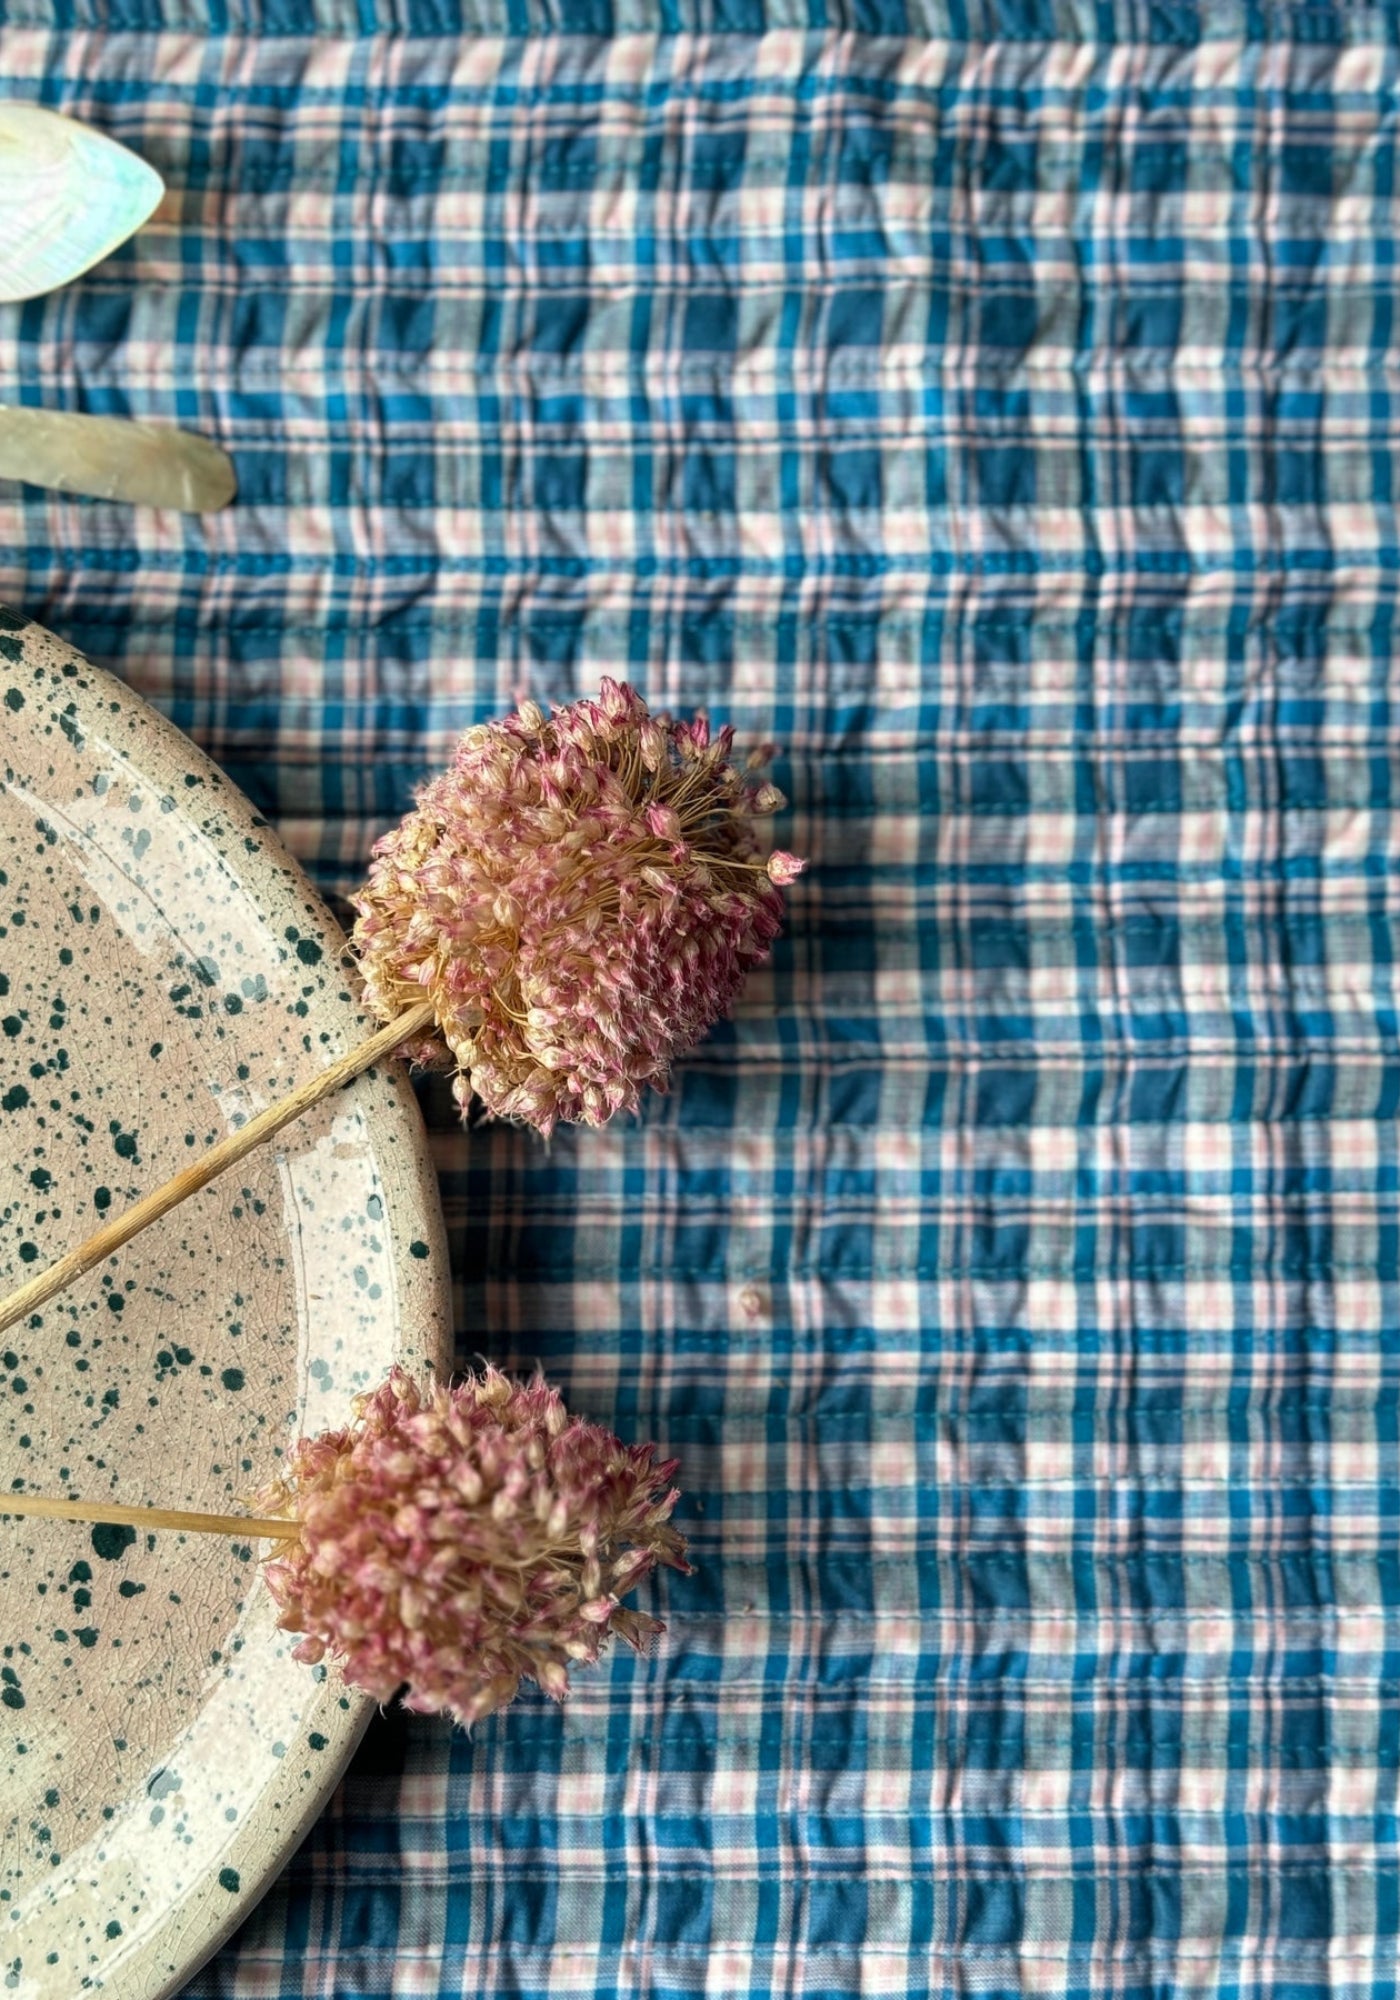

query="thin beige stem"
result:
[0,997,437,1337]
[0,1491,299,1541]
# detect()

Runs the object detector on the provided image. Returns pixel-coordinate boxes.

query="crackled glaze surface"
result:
[0,611,452,1998]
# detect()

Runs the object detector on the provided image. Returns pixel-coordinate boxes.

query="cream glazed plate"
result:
[0,610,453,1997]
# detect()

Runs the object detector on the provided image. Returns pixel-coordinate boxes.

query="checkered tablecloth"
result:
[4,7,1400,1995]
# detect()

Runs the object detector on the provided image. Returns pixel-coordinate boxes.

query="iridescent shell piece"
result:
[0,103,163,304]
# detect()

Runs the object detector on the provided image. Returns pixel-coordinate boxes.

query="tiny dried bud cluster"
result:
[255,1367,689,1730]
[351,678,805,1133]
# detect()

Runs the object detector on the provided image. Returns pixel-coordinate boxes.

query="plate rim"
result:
[0,611,455,2000]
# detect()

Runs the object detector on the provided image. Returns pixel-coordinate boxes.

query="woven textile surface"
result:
[3,8,1400,1995]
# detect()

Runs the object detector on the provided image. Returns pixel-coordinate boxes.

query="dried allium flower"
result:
[350,679,805,1134]
[254,1367,690,1730]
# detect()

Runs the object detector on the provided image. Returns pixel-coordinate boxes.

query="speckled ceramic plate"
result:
[0,610,453,1998]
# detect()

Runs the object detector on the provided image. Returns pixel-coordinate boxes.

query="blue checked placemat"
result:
[4,7,1400,1994]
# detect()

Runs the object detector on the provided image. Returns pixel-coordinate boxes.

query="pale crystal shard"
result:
[0,408,237,512]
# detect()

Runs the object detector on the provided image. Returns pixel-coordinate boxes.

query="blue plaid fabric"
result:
[4,10,1400,1996]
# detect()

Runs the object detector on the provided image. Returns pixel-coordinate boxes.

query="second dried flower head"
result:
[351,679,804,1134]
[256,1367,690,1730]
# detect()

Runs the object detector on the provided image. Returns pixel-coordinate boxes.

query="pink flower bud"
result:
[598,677,634,724]
[646,803,683,841]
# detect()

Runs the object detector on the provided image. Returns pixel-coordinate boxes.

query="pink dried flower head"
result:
[350,679,803,1134]
[254,1366,690,1731]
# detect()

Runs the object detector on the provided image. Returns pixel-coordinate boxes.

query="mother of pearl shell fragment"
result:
[0,104,163,304]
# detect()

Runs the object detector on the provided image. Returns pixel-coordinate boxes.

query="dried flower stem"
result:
[0,997,436,1337]
[0,1491,297,1541]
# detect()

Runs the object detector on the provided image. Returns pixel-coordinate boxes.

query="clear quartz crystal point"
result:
[0,408,237,512]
